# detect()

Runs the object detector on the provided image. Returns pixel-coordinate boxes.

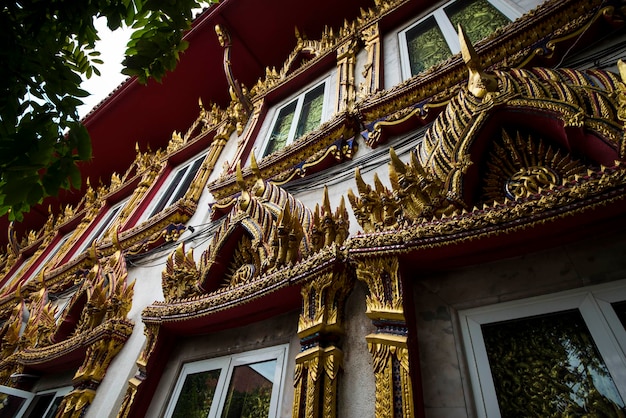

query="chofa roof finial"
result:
[459,24,497,98]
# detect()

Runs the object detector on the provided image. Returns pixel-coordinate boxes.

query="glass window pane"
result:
[24,393,54,418]
[405,17,452,76]
[0,393,28,418]
[170,156,206,204]
[43,395,64,418]
[446,0,511,45]
[91,205,123,242]
[171,368,222,418]
[295,84,325,139]
[482,310,626,417]
[220,359,277,418]
[613,301,626,329]
[150,167,189,217]
[264,101,297,157]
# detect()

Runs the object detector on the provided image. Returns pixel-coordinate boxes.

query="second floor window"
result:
[70,198,129,258]
[148,154,206,218]
[26,235,70,283]
[262,81,327,158]
[399,0,519,78]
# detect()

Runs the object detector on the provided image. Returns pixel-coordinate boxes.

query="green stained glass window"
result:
[446,0,511,45]
[482,310,626,417]
[221,359,276,418]
[405,16,451,76]
[295,84,325,139]
[264,101,296,157]
[262,82,326,157]
[171,368,222,418]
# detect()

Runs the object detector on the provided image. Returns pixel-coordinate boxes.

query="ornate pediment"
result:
[0,251,134,395]
[158,158,349,319]
[349,26,626,235]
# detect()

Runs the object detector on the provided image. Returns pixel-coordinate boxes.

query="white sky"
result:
[77,18,132,119]
[77,8,206,119]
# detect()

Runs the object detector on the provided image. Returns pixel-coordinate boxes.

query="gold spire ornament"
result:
[459,24,497,98]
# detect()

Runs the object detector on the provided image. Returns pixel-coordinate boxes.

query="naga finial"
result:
[249,151,266,197]
[236,162,251,210]
[459,25,497,98]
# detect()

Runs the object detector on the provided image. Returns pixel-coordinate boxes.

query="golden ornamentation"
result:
[294,270,351,418]
[20,288,57,349]
[310,187,349,252]
[355,256,404,320]
[336,37,359,112]
[298,269,353,336]
[198,165,336,291]
[293,346,343,418]
[358,0,610,127]
[251,24,354,99]
[209,118,355,201]
[0,251,137,417]
[0,250,133,395]
[0,301,25,359]
[355,256,414,417]
[348,163,626,255]
[352,54,626,233]
[358,22,381,98]
[149,169,348,318]
[162,243,200,302]
[484,130,586,202]
[459,25,497,99]
[505,166,559,199]
[367,335,414,418]
[57,389,95,418]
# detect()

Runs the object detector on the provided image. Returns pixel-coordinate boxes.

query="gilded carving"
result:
[293,346,343,418]
[367,335,414,418]
[358,0,612,128]
[162,243,200,301]
[20,288,57,349]
[484,130,587,202]
[359,22,381,98]
[337,37,359,112]
[0,250,134,416]
[0,300,25,359]
[298,269,353,336]
[354,256,414,418]
[355,256,404,320]
[294,267,351,418]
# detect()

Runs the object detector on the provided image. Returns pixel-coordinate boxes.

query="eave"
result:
[3,0,375,247]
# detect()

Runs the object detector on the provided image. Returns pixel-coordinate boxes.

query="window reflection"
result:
[171,369,221,418]
[221,359,276,418]
[482,310,626,417]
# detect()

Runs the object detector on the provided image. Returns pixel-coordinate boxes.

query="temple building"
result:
[2,0,626,416]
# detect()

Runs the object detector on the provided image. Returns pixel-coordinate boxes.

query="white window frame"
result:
[459,280,626,418]
[143,153,207,220]
[398,0,523,80]
[257,78,331,159]
[163,344,289,418]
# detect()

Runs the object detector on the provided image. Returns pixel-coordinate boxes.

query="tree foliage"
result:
[0,0,215,221]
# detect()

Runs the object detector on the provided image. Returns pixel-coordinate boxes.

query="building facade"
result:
[1,0,626,417]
